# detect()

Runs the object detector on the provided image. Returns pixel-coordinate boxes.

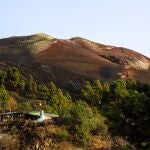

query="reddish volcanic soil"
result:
[0,34,149,89]
[35,39,122,81]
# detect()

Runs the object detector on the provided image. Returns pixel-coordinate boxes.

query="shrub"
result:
[21,101,32,112]
[55,129,69,140]
[121,144,135,150]
[10,125,18,135]
[69,100,108,145]
[6,96,18,111]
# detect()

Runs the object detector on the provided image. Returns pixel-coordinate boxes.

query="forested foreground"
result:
[0,67,150,149]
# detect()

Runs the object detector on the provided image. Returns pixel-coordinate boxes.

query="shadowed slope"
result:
[70,37,150,69]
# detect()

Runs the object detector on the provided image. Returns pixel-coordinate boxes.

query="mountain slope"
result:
[70,37,150,69]
[0,33,150,89]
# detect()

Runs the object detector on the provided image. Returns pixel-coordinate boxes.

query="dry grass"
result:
[0,134,20,150]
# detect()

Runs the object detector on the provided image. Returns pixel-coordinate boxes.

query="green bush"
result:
[55,129,69,140]
[21,101,32,112]
[69,100,108,145]
[10,125,18,135]
[121,144,135,150]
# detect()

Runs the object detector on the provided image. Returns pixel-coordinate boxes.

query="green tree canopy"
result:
[0,86,9,111]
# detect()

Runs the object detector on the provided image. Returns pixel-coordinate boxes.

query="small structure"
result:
[0,111,59,131]
[25,110,59,123]
[0,112,24,131]
[0,111,59,123]
[0,112,24,123]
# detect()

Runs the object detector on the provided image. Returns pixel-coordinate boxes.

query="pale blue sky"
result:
[0,0,150,56]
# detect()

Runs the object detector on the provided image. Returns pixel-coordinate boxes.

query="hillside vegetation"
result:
[0,67,150,149]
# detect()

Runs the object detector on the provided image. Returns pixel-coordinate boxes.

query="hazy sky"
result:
[0,0,150,56]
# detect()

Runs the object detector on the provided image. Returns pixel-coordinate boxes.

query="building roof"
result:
[28,111,59,117]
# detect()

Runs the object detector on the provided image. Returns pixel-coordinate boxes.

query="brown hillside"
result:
[70,37,150,69]
[0,33,149,89]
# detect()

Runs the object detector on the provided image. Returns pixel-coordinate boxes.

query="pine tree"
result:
[37,84,49,100]
[6,96,18,112]
[0,71,7,86]
[18,79,25,93]
[5,67,21,90]
[26,75,37,99]
[49,81,57,94]
[0,86,9,111]
[92,80,103,92]
[81,81,101,106]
